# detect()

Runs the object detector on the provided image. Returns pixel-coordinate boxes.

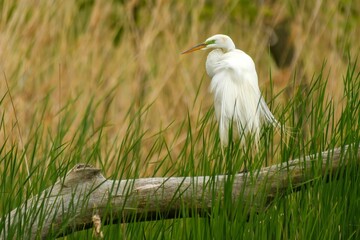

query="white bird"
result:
[182,34,280,147]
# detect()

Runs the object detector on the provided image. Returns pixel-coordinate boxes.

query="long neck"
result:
[223,41,235,52]
[206,49,223,78]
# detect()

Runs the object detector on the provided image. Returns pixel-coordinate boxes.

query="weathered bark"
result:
[1,144,359,239]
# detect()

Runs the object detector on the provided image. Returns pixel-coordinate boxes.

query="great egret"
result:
[182,34,280,147]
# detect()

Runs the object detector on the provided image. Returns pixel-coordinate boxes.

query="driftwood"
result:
[1,144,359,239]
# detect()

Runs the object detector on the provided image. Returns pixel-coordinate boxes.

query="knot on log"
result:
[60,164,105,188]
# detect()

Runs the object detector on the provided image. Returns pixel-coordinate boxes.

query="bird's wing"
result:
[222,50,260,92]
[210,62,262,144]
[222,50,279,127]
[209,50,282,144]
[210,69,238,145]
[210,50,262,118]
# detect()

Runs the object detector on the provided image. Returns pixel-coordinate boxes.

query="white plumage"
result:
[182,34,279,146]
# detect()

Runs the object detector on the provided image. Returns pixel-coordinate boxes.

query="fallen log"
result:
[1,144,359,239]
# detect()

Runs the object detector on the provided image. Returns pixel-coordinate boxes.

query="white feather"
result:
[206,46,278,146]
[183,34,280,147]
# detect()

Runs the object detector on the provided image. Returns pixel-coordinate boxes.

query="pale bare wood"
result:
[1,144,359,239]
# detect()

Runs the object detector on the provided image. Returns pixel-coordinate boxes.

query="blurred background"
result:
[0,0,359,173]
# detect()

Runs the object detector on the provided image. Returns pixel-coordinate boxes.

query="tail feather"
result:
[259,97,280,128]
[259,97,294,139]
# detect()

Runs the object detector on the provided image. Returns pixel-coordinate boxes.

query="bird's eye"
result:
[205,39,216,45]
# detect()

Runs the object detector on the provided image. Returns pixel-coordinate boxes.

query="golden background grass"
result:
[1,0,359,174]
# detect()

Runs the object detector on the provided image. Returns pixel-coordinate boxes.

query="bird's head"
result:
[182,34,235,54]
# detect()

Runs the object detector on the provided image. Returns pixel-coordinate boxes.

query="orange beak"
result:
[181,43,207,54]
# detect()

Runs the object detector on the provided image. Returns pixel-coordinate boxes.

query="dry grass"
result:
[0,0,359,175]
